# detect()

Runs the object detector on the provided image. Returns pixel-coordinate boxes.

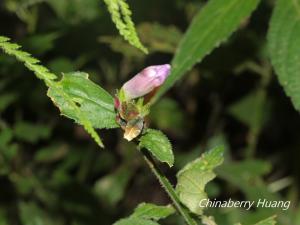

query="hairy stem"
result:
[140,149,197,225]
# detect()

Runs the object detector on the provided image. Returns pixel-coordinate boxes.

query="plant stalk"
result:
[140,149,197,225]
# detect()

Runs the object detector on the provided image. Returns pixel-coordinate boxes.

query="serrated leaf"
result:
[0,37,106,147]
[113,203,174,225]
[178,146,224,175]
[139,129,174,167]
[104,0,148,53]
[176,146,224,215]
[133,203,175,221]
[268,0,300,111]
[153,0,261,102]
[254,215,277,225]
[114,217,159,225]
[48,72,118,129]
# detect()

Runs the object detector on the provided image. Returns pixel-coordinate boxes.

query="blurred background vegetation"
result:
[0,0,300,224]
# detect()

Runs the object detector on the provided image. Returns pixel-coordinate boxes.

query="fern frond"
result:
[0,36,56,81]
[0,36,104,148]
[103,0,148,54]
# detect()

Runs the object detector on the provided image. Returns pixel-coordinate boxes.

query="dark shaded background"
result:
[0,0,299,224]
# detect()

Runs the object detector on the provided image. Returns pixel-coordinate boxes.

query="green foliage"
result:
[153,0,261,103]
[94,165,133,207]
[254,215,277,225]
[14,121,52,143]
[0,36,107,147]
[34,144,69,163]
[0,93,17,112]
[176,146,224,215]
[216,160,277,201]
[103,0,148,54]
[228,89,266,129]
[48,82,105,147]
[48,0,101,24]
[114,218,159,225]
[133,203,175,221]
[149,98,184,132]
[100,22,182,59]
[0,36,56,81]
[19,201,63,225]
[139,129,174,167]
[0,128,13,148]
[22,32,60,55]
[0,127,18,174]
[0,1,299,225]
[137,23,182,54]
[48,72,117,129]
[113,203,175,225]
[268,0,300,111]
[5,0,42,32]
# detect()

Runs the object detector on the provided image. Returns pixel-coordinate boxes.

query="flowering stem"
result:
[140,149,198,225]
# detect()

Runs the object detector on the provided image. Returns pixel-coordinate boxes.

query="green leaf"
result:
[201,215,217,225]
[48,72,118,129]
[94,165,133,207]
[176,146,224,215]
[216,160,278,202]
[47,72,118,148]
[34,144,69,163]
[138,23,182,54]
[99,22,182,59]
[228,89,267,130]
[133,203,175,221]
[48,57,75,74]
[268,0,300,111]
[48,0,101,24]
[103,0,148,54]
[139,129,174,167]
[0,37,106,147]
[113,203,174,225]
[153,0,261,102]
[0,93,17,112]
[19,201,63,225]
[0,208,8,225]
[22,32,60,55]
[254,215,277,225]
[149,98,184,132]
[14,122,52,143]
[0,127,18,162]
[0,128,13,147]
[114,217,159,225]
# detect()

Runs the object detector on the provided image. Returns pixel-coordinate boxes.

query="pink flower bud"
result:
[121,64,171,100]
